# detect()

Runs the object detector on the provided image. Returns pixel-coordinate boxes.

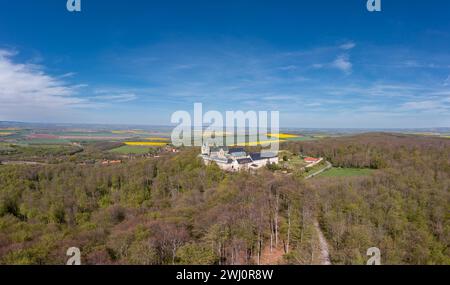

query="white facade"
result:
[201,143,279,172]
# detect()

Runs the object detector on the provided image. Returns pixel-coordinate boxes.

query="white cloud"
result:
[340,41,356,50]
[59,72,77,78]
[93,93,137,103]
[331,55,352,73]
[312,54,354,73]
[262,95,296,101]
[0,49,86,111]
[400,100,448,111]
[304,102,322,107]
[277,65,298,71]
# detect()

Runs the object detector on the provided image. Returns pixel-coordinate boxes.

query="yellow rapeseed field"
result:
[234,139,285,147]
[145,137,170,141]
[267,133,299,139]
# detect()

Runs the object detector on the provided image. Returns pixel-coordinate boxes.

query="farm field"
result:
[0,143,15,151]
[265,133,318,142]
[0,132,13,136]
[112,130,147,135]
[319,167,375,177]
[109,145,152,154]
[234,139,284,147]
[52,131,127,137]
[124,142,169,147]
[144,137,170,141]
[198,133,314,147]
[268,133,299,139]
[1,128,321,148]
[284,136,318,141]
[25,139,71,144]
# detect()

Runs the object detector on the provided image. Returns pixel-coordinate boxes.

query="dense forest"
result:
[0,133,448,264]
[294,133,450,264]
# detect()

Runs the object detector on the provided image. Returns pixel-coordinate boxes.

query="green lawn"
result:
[109,145,151,154]
[319,167,374,177]
[302,161,328,177]
[278,151,309,170]
[285,156,308,169]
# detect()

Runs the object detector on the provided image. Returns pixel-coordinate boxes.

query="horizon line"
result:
[0,120,449,131]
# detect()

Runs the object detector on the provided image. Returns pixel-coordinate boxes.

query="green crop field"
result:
[109,145,151,154]
[26,144,71,149]
[0,143,15,151]
[319,167,374,177]
[52,132,120,137]
[25,139,71,144]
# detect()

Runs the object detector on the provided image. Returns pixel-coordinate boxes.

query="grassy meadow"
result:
[319,167,375,177]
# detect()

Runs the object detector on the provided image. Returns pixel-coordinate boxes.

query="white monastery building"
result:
[200,144,279,172]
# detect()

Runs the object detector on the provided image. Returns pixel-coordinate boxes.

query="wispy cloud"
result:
[93,93,138,103]
[331,55,352,73]
[277,65,298,71]
[262,95,297,101]
[340,41,356,50]
[59,72,77,78]
[304,102,323,107]
[0,49,85,109]
[2,37,449,127]
[400,100,447,111]
[0,49,98,121]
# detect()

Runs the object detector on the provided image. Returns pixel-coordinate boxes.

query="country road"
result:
[305,161,333,179]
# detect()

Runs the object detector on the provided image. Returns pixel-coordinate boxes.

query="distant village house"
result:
[304,157,323,168]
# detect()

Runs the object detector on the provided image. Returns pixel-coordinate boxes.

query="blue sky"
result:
[0,0,449,128]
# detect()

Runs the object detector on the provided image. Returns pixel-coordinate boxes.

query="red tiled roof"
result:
[304,157,319,162]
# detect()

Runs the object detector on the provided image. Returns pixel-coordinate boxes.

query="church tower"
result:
[201,142,210,155]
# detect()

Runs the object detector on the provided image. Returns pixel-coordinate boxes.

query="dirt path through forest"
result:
[259,245,285,265]
[313,220,331,265]
[306,161,332,265]
[259,160,332,265]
